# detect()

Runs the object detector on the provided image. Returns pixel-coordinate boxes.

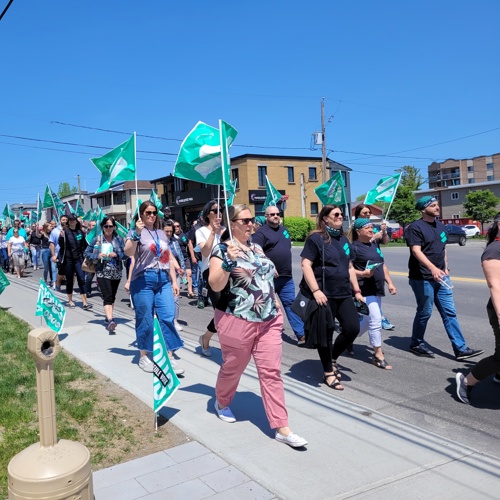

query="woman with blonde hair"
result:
[209,204,307,448]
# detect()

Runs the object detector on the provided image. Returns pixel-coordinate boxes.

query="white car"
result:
[462,224,480,237]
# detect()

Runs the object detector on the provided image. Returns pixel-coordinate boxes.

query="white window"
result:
[451,192,459,200]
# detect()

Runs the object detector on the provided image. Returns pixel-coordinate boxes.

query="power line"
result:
[0,0,14,22]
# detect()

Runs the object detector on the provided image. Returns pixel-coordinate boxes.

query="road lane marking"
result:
[390,271,486,284]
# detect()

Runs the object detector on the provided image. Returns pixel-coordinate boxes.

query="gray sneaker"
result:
[455,372,472,404]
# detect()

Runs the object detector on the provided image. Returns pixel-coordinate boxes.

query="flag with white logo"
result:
[153,318,180,412]
[364,174,401,205]
[173,121,237,186]
[315,171,346,206]
[35,279,66,333]
[263,176,282,211]
[92,134,136,193]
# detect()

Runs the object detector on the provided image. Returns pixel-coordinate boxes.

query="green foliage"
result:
[397,165,424,190]
[283,216,315,241]
[58,182,78,198]
[389,185,421,228]
[355,193,366,201]
[463,189,500,232]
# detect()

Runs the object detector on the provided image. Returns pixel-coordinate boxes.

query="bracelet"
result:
[354,290,361,294]
[222,260,237,272]
[130,231,141,242]
[311,288,320,294]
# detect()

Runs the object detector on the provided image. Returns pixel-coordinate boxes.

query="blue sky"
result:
[1,0,499,210]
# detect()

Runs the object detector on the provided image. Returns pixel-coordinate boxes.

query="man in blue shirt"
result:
[252,206,305,345]
[405,196,482,361]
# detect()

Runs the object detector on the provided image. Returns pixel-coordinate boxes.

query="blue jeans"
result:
[30,245,41,268]
[409,277,466,354]
[274,276,304,339]
[0,248,9,270]
[130,269,184,353]
[191,260,199,290]
[41,249,52,282]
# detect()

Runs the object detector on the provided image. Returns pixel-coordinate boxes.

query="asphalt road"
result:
[23,238,500,458]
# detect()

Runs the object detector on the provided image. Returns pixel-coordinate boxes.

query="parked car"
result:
[462,224,480,238]
[445,225,467,246]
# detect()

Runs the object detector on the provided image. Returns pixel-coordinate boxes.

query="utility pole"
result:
[77,175,82,205]
[321,97,327,183]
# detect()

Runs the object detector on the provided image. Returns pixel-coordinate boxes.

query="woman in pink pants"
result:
[209,204,307,448]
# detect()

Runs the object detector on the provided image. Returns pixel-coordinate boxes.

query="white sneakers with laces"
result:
[275,431,308,448]
[138,355,153,373]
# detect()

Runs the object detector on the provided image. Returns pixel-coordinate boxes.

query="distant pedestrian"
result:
[252,206,305,345]
[8,228,28,278]
[405,196,482,360]
[456,214,500,404]
[27,224,42,271]
[0,227,9,272]
[40,223,53,285]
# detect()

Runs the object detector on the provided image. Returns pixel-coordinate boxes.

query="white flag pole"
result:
[219,120,233,241]
[134,132,139,202]
[383,174,402,222]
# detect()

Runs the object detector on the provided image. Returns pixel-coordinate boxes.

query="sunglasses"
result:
[209,209,219,214]
[173,224,180,228]
[234,217,255,225]
[266,212,280,216]
[332,212,343,217]
[103,225,115,229]
[144,211,158,216]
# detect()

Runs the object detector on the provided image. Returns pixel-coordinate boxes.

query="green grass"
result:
[0,310,136,498]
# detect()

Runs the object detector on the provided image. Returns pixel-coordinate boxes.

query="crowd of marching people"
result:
[2,194,499,448]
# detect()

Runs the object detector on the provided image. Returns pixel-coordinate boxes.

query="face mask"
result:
[325,226,341,237]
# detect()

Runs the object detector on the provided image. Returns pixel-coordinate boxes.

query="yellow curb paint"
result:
[390,271,486,284]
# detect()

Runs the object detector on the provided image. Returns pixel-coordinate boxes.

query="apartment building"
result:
[428,153,500,189]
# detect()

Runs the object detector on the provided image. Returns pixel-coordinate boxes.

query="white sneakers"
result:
[174,321,183,332]
[214,400,236,423]
[170,359,185,376]
[138,355,153,373]
[275,431,308,448]
[198,335,212,357]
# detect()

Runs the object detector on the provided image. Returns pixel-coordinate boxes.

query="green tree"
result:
[396,165,425,190]
[463,189,499,233]
[355,193,366,201]
[58,182,77,198]
[388,185,421,230]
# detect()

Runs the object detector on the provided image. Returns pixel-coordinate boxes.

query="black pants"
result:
[203,268,221,334]
[97,277,121,306]
[471,298,500,380]
[318,297,359,373]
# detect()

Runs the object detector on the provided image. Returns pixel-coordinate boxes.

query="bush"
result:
[283,216,315,241]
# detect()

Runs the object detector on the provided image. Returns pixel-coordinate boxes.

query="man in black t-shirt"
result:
[405,196,482,361]
[252,206,305,344]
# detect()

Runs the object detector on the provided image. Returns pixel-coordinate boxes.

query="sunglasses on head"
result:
[144,211,157,216]
[234,217,255,225]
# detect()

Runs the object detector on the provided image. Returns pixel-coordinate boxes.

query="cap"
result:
[353,218,372,230]
[415,196,437,210]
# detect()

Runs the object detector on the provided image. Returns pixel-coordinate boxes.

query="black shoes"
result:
[409,343,435,358]
[455,348,483,361]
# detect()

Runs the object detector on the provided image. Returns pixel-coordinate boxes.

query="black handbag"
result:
[292,240,325,321]
[354,299,369,316]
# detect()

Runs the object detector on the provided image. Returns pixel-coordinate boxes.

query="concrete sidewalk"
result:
[3,279,500,499]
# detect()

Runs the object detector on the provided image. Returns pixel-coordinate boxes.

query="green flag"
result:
[0,268,10,295]
[67,201,76,215]
[42,185,54,209]
[364,174,401,205]
[75,199,85,218]
[149,189,164,219]
[82,209,93,222]
[85,221,102,245]
[36,193,42,222]
[315,171,346,206]
[115,221,128,239]
[35,279,66,333]
[263,176,282,211]
[173,121,237,186]
[29,210,38,225]
[129,198,143,230]
[153,317,180,413]
[91,134,136,193]
[219,120,236,191]
[2,203,14,221]
[226,179,238,206]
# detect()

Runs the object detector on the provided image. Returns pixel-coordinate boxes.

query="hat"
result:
[353,218,372,230]
[67,214,77,220]
[415,196,437,210]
